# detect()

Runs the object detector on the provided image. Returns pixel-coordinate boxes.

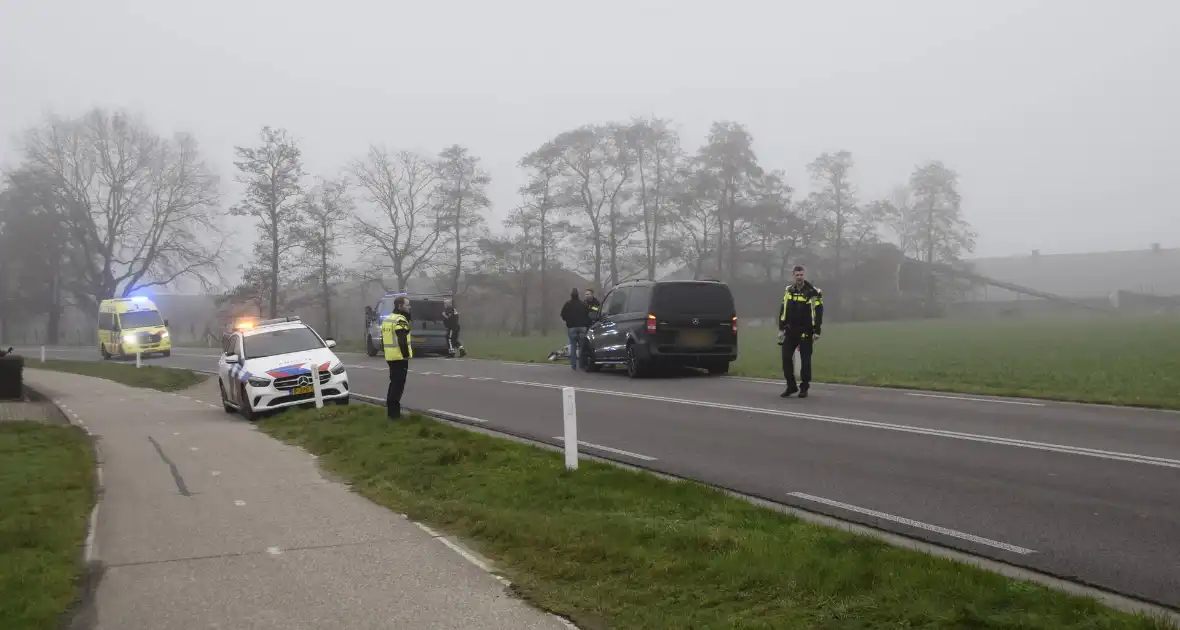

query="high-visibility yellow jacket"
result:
[381,312,413,361]
[778,282,824,334]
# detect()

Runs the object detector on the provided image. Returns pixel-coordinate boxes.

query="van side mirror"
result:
[225,354,240,364]
[164,319,169,328]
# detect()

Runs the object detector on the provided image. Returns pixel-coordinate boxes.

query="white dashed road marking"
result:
[905,392,1045,407]
[234,500,246,506]
[427,409,488,424]
[787,492,1036,555]
[552,436,657,461]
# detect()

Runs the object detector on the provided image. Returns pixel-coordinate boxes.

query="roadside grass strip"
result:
[29,359,207,392]
[465,316,1180,410]
[259,404,1175,630]
[0,422,96,630]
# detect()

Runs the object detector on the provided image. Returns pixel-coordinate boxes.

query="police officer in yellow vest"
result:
[777,265,824,398]
[381,296,413,418]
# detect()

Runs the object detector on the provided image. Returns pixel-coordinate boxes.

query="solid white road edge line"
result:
[905,392,1045,407]
[503,380,1180,469]
[787,492,1036,555]
[426,409,488,424]
[552,436,657,461]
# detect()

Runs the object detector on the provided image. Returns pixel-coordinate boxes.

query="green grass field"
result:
[28,359,207,392]
[260,404,1174,630]
[464,315,1180,409]
[0,422,96,630]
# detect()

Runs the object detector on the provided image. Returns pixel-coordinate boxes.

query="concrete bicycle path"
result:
[25,369,570,630]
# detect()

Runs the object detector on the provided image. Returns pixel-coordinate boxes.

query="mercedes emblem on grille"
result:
[692,318,699,325]
[296,375,313,387]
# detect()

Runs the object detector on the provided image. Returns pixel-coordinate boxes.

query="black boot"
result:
[780,384,798,398]
[798,386,809,399]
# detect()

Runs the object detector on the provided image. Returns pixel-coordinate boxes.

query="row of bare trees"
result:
[489,118,977,320]
[0,109,226,342]
[1,106,978,342]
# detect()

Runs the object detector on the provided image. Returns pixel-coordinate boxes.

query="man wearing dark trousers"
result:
[778,265,824,398]
[381,296,413,418]
[442,299,464,357]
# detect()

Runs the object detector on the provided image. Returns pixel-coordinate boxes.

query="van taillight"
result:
[732,316,738,334]
[646,314,657,334]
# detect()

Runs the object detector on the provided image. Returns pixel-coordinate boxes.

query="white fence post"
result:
[136,350,142,368]
[40,346,45,363]
[562,387,578,470]
[310,362,324,408]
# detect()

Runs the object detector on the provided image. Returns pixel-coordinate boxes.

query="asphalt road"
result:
[24,345,1180,609]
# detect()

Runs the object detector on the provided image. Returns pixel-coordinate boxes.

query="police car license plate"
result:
[292,385,314,395]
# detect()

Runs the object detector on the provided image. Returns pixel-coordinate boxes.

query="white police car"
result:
[217,316,349,420]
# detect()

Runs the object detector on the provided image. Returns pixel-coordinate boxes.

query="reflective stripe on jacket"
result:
[381,312,413,361]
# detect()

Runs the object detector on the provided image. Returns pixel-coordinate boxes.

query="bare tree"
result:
[550,124,633,288]
[0,167,70,342]
[436,144,491,297]
[231,126,305,318]
[21,108,225,313]
[807,150,860,305]
[350,146,444,292]
[479,206,538,334]
[297,177,352,337]
[695,121,763,278]
[518,141,570,333]
[667,162,720,279]
[908,160,978,305]
[629,117,684,280]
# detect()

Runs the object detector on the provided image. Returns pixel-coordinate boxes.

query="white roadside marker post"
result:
[136,350,142,368]
[562,386,578,470]
[40,346,45,363]
[310,363,324,408]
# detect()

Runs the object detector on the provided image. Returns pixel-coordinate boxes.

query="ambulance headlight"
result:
[161,331,170,338]
[123,334,136,343]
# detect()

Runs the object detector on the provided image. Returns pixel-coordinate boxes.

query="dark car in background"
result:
[364,292,452,357]
[580,279,738,378]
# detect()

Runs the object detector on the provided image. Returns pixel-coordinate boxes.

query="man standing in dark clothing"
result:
[442,299,465,357]
[583,289,601,316]
[561,288,592,370]
[778,265,824,398]
[381,296,413,418]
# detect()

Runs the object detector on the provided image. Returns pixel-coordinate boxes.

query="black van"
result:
[364,292,452,357]
[581,279,738,377]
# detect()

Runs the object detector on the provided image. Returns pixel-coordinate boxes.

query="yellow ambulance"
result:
[97,297,173,359]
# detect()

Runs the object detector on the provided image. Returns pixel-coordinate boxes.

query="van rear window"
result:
[411,300,446,322]
[652,283,735,315]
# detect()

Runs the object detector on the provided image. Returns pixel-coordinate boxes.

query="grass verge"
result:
[464,315,1180,409]
[0,422,96,630]
[259,404,1174,629]
[28,359,206,392]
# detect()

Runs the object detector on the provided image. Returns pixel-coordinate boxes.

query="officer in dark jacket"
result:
[442,300,465,357]
[583,289,601,316]
[778,265,824,398]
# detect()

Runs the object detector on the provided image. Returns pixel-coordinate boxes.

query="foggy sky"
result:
[2,0,1178,285]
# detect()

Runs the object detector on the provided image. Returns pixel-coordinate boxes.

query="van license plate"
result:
[679,330,713,347]
[412,337,425,342]
[292,385,314,395]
